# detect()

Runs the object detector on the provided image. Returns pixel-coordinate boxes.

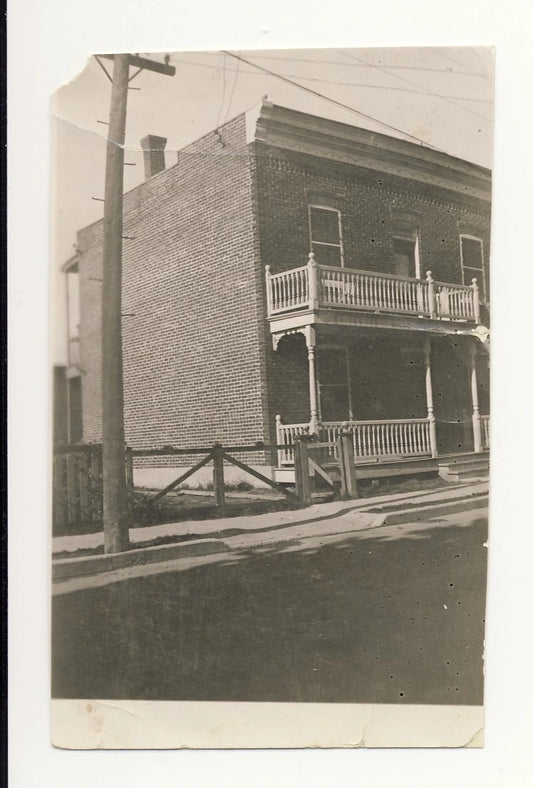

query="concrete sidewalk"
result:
[52,480,488,581]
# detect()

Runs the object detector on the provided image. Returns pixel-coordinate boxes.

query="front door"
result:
[431,338,474,454]
[317,347,351,422]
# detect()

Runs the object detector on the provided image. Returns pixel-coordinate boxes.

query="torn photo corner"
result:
[50,45,492,749]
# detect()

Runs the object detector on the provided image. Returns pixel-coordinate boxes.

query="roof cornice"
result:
[246,101,492,203]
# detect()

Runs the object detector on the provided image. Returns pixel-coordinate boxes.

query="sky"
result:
[51,46,494,361]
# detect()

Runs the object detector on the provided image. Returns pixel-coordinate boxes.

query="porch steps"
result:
[438,454,489,483]
[273,451,490,485]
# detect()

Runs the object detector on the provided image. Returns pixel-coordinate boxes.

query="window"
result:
[460,235,486,297]
[317,347,352,422]
[309,206,343,267]
[392,237,417,278]
[391,219,420,278]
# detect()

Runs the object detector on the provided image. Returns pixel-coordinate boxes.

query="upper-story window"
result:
[460,235,486,297]
[309,206,344,267]
[391,219,420,279]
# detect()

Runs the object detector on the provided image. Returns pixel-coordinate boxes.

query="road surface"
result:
[52,510,487,705]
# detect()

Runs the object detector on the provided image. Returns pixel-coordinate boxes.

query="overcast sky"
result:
[51,46,494,361]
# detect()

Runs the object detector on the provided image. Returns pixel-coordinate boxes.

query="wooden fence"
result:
[52,435,359,535]
[52,444,133,536]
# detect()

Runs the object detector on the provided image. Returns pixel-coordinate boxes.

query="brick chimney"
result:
[140,135,167,179]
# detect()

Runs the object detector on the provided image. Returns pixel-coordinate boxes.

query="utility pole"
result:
[99,53,175,553]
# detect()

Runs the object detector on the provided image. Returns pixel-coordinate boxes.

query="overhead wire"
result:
[340,50,492,122]
[224,51,241,123]
[167,55,492,104]
[198,50,488,78]
[216,52,228,127]
[220,50,447,151]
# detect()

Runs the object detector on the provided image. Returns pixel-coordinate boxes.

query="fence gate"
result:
[294,434,358,506]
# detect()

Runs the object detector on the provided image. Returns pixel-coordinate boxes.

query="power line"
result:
[216,52,228,127]
[224,52,241,123]
[220,51,447,151]
[199,50,488,78]
[167,56,492,104]
[431,47,486,75]
[341,51,492,122]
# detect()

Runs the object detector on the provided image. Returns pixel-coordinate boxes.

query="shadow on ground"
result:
[52,517,487,706]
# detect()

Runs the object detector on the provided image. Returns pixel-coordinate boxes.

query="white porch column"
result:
[470,342,482,453]
[424,336,438,457]
[303,326,319,434]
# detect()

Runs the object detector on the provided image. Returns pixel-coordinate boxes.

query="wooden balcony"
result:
[265,254,481,328]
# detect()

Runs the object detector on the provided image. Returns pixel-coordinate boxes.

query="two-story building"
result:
[64,100,490,487]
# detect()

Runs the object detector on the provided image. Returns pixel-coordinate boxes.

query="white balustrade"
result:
[480,415,490,450]
[434,281,476,321]
[275,416,310,465]
[320,419,432,460]
[265,259,480,322]
[266,265,309,314]
[275,417,432,465]
[318,266,430,316]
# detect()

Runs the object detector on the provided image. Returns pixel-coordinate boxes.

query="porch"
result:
[269,327,489,479]
[275,417,490,468]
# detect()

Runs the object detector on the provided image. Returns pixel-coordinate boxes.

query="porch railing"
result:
[276,417,432,466]
[480,415,490,450]
[265,255,480,323]
[275,417,310,465]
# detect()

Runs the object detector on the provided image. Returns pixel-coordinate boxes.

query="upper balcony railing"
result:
[265,253,481,324]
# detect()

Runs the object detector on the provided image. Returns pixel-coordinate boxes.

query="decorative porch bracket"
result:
[271,325,319,436]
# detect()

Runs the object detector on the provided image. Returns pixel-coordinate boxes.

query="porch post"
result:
[470,341,482,453]
[424,336,438,457]
[303,326,319,434]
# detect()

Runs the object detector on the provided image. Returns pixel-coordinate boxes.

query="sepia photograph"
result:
[49,46,492,748]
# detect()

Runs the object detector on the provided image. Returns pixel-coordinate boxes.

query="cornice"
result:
[246,101,492,204]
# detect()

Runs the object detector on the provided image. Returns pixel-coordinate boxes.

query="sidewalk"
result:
[52,480,488,581]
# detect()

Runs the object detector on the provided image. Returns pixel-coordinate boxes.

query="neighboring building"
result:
[64,100,490,486]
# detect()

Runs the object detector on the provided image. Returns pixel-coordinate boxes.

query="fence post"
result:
[212,443,226,515]
[338,432,358,499]
[294,439,311,506]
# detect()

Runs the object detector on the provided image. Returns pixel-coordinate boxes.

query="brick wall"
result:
[78,114,270,455]
[76,113,490,466]
[253,143,491,283]
[253,142,491,433]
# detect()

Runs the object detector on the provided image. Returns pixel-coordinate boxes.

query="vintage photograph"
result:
[50,47,492,747]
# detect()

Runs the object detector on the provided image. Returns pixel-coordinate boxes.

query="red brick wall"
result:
[78,114,270,453]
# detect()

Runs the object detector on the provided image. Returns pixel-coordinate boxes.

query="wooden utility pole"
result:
[100,53,175,553]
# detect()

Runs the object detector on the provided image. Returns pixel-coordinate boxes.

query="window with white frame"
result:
[460,235,486,298]
[309,206,343,267]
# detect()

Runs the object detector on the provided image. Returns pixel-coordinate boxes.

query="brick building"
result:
[63,100,490,486]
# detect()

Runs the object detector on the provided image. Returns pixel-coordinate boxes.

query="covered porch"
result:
[269,325,489,473]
